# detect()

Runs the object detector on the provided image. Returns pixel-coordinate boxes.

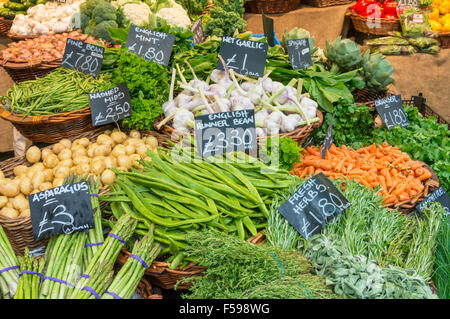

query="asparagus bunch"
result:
[70,213,138,298]
[102,227,161,299]
[14,248,45,299]
[73,262,114,299]
[0,225,19,298]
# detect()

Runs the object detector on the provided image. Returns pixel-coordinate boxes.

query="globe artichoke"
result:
[361,50,395,92]
[325,36,362,71]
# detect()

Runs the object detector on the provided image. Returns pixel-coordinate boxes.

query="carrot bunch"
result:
[291,142,433,206]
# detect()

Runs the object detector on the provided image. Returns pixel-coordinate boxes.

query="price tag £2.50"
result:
[374,94,410,130]
[61,38,104,77]
[29,182,94,241]
[89,82,132,127]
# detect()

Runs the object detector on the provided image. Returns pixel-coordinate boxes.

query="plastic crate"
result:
[403,94,449,127]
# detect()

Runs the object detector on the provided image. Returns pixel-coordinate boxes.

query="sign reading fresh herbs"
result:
[217,36,268,77]
[194,110,257,158]
[374,94,410,130]
[416,186,450,217]
[278,173,351,240]
[29,182,94,241]
[191,18,206,45]
[286,38,313,70]
[321,113,335,159]
[125,25,175,66]
[89,82,132,126]
[61,38,104,77]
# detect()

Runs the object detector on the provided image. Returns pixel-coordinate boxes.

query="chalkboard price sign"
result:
[278,173,351,240]
[321,113,335,159]
[374,94,410,130]
[286,39,313,70]
[29,182,94,241]
[416,186,450,217]
[61,38,104,77]
[217,36,268,77]
[191,18,206,45]
[194,110,257,158]
[125,25,175,66]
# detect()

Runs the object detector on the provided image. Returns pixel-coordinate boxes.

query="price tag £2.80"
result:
[217,36,268,77]
[29,182,94,241]
[278,173,351,240]
[194,109,257,158]
[61,38,104,77]
[89,82,132,127]
[374,94,410,130]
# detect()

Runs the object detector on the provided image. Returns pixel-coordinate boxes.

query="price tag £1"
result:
[89,82,132,127]
[194,109,257,158]
[29,182,94,241]
[374,94,410,130]
[61,38,104,77]
[278,173,351,240]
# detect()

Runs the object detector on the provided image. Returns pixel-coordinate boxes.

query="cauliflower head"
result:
[156,7,190,29]
[122,2,151,26]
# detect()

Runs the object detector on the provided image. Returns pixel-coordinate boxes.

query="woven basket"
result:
[303,0,353,8]
[437,31,450,49]
[0,17,13,35]
[346,9,401,36]
[0,126,170,255]
[137,277,163,299]
[117,232,266,290]
[245,0,302,14]
[2,61,60,83]
[156,110,323,147]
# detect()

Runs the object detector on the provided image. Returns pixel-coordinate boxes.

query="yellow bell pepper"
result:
[433,0,442,5]
[442,21,450,31]
[429,8,440,20]
[440,2,450,15]
[429,19,443,30]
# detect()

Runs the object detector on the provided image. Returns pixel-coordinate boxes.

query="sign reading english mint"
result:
[217,36,268,77]
[125,25,175,66]
[286,38,313,70]
[416,186,450,217]
[61,38,104,77]
[29,182,94,241]
[278,173,351,240]
[374,94,410,130]
[89,82,132,126]
[194,110,257,158]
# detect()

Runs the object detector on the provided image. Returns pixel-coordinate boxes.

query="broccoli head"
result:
[82,0,103,17]
[93,20,119,42]
[92,2,117,24]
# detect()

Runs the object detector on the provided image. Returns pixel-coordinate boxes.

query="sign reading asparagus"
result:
[217,36,269,77]
[89,82,132,126]
[416,186,450,217]
[61,38,104,77]
[278,173,351,240]
[125,25,175,66]
[194,110,257,158]
[286,38,313,70]
[29,182,94,241]
[374,94,410,130]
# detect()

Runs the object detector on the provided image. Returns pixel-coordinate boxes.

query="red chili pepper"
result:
[352,0,377,15]
[383,0,398,16]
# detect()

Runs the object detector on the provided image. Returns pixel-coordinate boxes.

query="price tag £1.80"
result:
[29,182,94,241]
[278,173,351,240]
[89,82,132,127]
[374,94,410,130]
[61,38,104,77]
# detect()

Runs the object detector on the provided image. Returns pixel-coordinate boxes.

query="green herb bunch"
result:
[260,136,303,171]
[204,0,247,37]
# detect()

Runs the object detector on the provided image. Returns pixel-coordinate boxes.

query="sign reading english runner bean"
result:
[61,38,104,77]
[29,182,94,241]
[217,36,268,77]
[125,25,175,66]
[286,38,313,70]
[374,94,410,130]
[194,110,257,158]
[278,173,351,240]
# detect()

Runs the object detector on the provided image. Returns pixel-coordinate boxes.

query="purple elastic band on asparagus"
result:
[19,270,42,278]
[90,193,99,197]
[0,265,19,275]
[80,274,90,279]
[130,254,148,269]
[84,242,103,248]
[42,276,75,288]
[108,233,126,245]
[104,290,122,299]
[81,286,100,299]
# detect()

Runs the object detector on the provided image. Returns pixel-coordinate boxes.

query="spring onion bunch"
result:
[0,225,20,298]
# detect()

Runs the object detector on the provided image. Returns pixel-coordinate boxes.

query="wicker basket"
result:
[137,277,163,299]
[245,0,302,14]
[0,17,13,35]
[2,61,60,83]
[156,110,323,147]
[346,9,401,36]
[437,31,450,49]
[302,0,353,8]
[117,232,266,290]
